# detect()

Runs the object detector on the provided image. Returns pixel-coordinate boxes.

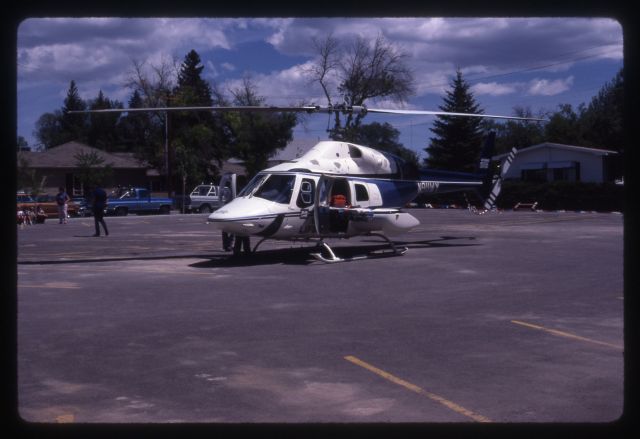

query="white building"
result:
[492,143,619,183]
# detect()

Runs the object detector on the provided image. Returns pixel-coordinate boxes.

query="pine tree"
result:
[61,80,87,143]
[424,69,485,172]
[87,90,123,151]
[170,50,227,186]
[171,50,216,131]
[117,90,154,154]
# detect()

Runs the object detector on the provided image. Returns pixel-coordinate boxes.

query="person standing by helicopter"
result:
[220,181,234,251]
[218,173,251,255]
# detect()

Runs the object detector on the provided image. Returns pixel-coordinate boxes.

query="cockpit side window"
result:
[253,174,296,204]
[296,178,315,207]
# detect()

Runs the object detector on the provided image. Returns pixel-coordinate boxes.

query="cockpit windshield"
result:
[238,173,268,197]
[238,173,296,205]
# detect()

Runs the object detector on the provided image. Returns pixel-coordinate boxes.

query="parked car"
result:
[72,196,92,217]
[16,193,80,217]
[188,184,221,213]
[105,187,173,216]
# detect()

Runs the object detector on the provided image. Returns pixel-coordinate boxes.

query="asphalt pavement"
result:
[15,209,624,427]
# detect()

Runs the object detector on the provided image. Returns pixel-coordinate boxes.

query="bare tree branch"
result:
[306,33,415,140]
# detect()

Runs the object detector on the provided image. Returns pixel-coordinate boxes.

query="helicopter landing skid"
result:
[310,233,408,263]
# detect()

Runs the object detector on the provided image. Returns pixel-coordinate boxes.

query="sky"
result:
[16,17,623,159]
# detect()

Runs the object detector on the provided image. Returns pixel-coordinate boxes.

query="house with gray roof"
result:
[17,138,325,197]
[492,142,620,183]
[17,141,162,196]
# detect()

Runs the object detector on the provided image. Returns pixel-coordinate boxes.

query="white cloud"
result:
[205,61,219,79]
[16,17,624,145]
[527,76,574,96]
[220,60,327,106]
[471,82,517,96]
[221,62,235,72]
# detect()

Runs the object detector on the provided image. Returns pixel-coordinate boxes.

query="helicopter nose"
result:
[208,197,275,235]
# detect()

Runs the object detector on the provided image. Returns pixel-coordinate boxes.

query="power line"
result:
[416,47,621,93]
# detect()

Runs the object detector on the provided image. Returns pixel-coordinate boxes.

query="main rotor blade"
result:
[69,104,546,121]
[366,108,546,122]
[68,105,321,114]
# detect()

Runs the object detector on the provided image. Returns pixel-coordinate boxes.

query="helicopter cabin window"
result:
[355,183,369,202]
[253,174,296,204]
[296,179,315,207]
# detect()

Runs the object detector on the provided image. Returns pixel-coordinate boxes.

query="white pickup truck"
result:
[188,184,221,213]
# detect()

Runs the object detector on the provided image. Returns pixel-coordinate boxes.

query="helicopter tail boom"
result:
[482,146,517,210]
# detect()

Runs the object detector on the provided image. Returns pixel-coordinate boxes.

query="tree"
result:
[485,106,546,155]
[544,103,583,146]
[124,57,177,174]
[171,50,216,132]
[170,50,231,188]
[73,150,113,193]
[34,80,87,149]
[579,68,623,152]
[424,69,485,172]
[116,90,153,153]
[87,90,123,151]
[17,136,29,151]
[307,33,415,142]
[34,110,67,149]
[227,77,297,177]
[61,80,87,143]
[17,154,46,196]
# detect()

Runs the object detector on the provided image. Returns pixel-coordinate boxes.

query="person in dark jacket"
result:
[91,186,109,237]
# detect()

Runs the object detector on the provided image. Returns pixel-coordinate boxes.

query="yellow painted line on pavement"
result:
[511,320,623,350]
[344,355,491,423]
[19,282,81,289]
[56,413,75,423]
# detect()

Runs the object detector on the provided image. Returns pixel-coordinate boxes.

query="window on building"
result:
[549,161,580,182]
[521,169,547,182]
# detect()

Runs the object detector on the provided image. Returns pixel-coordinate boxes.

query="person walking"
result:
[55,186,70,224]
[91,186,109,237]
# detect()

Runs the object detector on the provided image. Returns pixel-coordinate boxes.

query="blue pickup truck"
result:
[106,187,173,216]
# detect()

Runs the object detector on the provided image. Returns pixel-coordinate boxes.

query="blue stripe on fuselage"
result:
[418,168,485,181]
[367,173,483,207]
[372,179,420,207]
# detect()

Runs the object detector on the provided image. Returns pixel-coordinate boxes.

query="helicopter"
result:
[72,104,537,262]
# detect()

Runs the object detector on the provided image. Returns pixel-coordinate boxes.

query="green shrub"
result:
[416,181,624,212]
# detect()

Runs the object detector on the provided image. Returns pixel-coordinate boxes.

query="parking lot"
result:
[16,209,624,424]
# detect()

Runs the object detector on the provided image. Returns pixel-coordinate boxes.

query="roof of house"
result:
[18,141,150,169]
[492,142,618,160]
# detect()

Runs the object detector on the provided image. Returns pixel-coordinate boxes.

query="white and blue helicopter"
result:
[74,104,536,262]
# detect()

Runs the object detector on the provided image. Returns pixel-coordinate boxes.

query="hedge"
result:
[416,181,625,212]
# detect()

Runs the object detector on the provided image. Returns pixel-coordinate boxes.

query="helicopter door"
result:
[314,175,333,234]
[314,175,351,234]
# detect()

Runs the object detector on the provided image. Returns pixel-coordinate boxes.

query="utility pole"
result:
[164,110,171,198]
